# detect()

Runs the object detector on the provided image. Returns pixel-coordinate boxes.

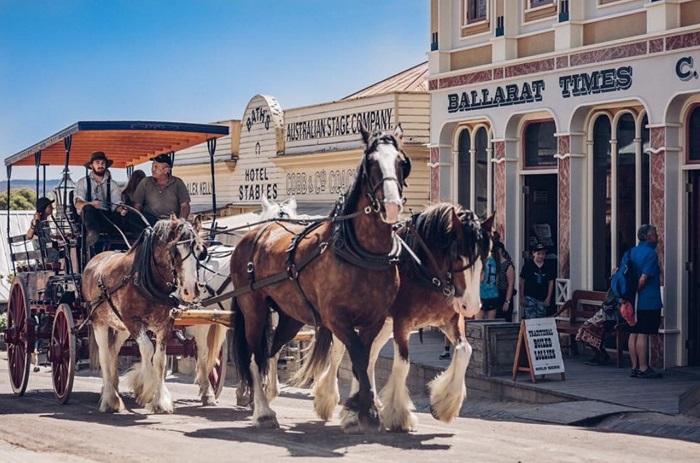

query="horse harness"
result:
[399,215,477,299]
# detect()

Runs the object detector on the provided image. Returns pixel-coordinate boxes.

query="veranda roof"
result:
[4,121,229,169]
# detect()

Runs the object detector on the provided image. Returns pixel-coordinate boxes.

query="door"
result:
[522,174,558,265]
[688,171,700,366]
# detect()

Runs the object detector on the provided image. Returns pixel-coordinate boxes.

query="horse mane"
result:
[130,218,196,305]
[414,203,488,265]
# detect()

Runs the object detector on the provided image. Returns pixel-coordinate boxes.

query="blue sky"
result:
[0,0,428,180]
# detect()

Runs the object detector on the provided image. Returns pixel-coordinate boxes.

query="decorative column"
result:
[492,140,506,240]
[556,135,571,279]
[649,126,666,369]
[429,146,440,204]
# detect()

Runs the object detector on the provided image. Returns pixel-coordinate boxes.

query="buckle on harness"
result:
[319,242,329,254]
[287,264,299,280]
[246,262,254,274]
[443,285,455,298]
[431,277,442,288]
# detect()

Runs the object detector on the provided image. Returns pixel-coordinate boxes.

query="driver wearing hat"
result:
[74,151,125,247]
[132,153,191,225]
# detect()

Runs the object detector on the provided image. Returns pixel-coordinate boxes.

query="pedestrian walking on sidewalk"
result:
[519,242,554,319]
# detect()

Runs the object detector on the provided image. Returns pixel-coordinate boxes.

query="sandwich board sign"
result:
[512,317,565,383]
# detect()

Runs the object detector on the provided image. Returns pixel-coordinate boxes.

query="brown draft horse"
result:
[296,203,492,432]
[230,125,411,432]
[83,216,207,413]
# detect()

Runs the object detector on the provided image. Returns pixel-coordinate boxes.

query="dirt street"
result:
[1,358,698,463]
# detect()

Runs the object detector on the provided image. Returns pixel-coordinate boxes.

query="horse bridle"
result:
[361,137,411,215]
[403,216,479,299]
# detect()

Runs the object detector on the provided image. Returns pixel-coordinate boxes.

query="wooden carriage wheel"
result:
[6,278,32,396]
[50,304,76,404]
[208,340,228,399]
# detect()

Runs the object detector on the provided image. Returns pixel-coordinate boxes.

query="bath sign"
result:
[512,317,565,382]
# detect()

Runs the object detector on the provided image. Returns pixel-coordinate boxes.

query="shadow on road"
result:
[184,420,453,457]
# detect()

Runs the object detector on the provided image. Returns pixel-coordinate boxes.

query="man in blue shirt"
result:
[628,224,663,379]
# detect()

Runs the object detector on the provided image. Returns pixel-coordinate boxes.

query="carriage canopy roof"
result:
[4,121,229,169]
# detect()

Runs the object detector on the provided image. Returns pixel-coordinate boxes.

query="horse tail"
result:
[289,326,333,388]
[206,323,228,375]
[231,298,252,388]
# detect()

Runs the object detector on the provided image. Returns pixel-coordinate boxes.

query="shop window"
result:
[616,113,636,263]
[524,120,557,168]
[466,0,487,23]
[475,127,489,219]
[530,0,553,7]
[641,114,650,225]
[457,129,471,209]
[592,115,612,292]
[689,106,700,162]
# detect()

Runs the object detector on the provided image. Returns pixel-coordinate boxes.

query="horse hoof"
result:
[202,394,218,406]
[255,415,279,429]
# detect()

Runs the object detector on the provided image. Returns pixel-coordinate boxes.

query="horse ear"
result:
[261,194,271,210]
[481,213,495,233]
[393,123,404,143]
[359,122,370,146]
[284,197,297,212]
[193,214,203,233]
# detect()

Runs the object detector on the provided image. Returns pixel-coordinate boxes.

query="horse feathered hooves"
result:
[427,341,472,423]
[289,327,333,388]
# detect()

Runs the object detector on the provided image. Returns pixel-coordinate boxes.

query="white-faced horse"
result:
[186,196,299,405]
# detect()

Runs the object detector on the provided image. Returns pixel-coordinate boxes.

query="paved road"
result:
[1,359,698,463]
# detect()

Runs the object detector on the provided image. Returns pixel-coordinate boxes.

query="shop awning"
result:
[4,121,229,169]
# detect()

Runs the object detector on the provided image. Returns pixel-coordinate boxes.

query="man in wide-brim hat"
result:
[74,151,125,247]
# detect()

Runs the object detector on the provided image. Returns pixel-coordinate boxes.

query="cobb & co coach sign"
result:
[233,95,285,204]
[285,167,357,198]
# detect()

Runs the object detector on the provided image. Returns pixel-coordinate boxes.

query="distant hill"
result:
[0,179,62,192]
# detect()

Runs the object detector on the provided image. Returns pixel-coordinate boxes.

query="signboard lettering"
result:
[676,56,698,81]
[245,106,272,132]
[447,80,545,113]
[286,168,356,197]
[287,109,393,142]
[559,66,632,98]
[524,318,565,375]
[185,181,212,196]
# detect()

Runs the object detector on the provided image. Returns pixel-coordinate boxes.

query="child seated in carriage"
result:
[26,196,62,268]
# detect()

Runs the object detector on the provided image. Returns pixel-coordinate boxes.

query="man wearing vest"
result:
[74,151,125,247]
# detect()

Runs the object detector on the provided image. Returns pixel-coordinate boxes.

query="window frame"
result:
[464,0,489,25]
[686,103,700,164]
[521,119,558,171]
[453,124,494,219]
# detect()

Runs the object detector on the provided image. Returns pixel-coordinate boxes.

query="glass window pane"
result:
[525,121,557,167]
[616,114,636,263]
[458,129,471,209]
[592,115,612,291]
[690,107,700,161]
[475,127,488,219]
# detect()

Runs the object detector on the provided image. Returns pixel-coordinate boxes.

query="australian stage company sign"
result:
[448,80,545,113]
[286,108,392,142]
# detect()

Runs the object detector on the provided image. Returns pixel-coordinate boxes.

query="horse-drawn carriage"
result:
[5,120,492,433]
[3,121,230,404]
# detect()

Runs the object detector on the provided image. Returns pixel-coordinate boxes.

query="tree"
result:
[0,188,37,210]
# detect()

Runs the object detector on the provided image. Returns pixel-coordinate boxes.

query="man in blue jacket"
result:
[629,224,663,379]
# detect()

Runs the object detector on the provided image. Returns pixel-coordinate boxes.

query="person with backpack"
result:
[74,151,125,247]
[626,224,663,379]
[478,248,500,319]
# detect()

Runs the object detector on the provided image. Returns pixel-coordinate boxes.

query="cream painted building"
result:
[429,0,700,367]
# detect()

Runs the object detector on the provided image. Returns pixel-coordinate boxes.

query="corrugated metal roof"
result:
[0,211,35,303]
[342,62,428,100]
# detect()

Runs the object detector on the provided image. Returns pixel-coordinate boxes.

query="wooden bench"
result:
[554,290,628,367]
